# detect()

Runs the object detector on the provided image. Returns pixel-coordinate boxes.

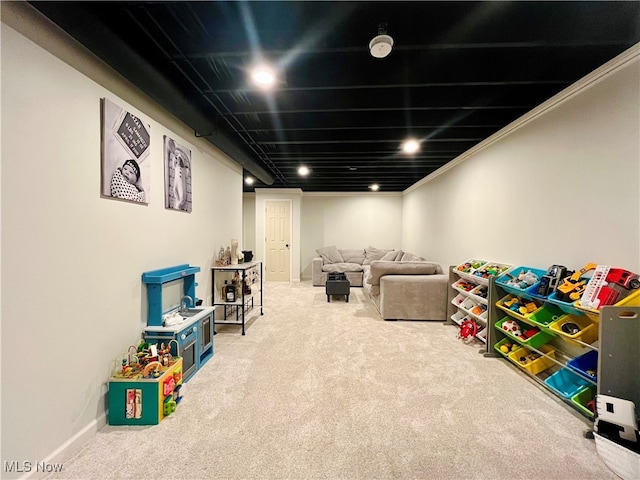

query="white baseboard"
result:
[20,413,106,480]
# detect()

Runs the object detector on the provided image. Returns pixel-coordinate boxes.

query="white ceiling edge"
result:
[245,190,401,197]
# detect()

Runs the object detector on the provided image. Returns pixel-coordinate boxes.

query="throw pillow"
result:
[363,246,393,265]
[339,248,366,265]
[381,250,404,261]
[316,245,344,265]
[401,252,426,262]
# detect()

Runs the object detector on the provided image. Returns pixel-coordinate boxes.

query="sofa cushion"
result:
[339,248,365,265]
[381,250,404,261]
[363,246,393,265]
[316,245,344,265]
[367,260,443,285]
[322,262,364,273]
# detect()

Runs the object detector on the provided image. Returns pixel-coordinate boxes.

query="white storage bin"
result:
[452,278,477,294]
[450,310,467,326]
[460,296,478,314]
[451,293,466,308]
[594,433,640,480]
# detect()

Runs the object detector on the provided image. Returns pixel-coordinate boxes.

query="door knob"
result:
[285,244,290,248]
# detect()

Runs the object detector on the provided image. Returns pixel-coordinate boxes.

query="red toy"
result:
[580,266,640,309]
[606,268,640,290]
[458,319,478,341]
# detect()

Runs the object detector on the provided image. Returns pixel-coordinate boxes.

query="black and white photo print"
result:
[163,135,192,212]
[101,98,151,204]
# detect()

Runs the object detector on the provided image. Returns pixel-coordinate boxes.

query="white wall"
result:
[1,7,242,475]
[403,45,640,272]
[300,194,403,278]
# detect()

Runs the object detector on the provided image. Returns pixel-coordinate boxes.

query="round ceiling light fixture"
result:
[298,166,310,176]
[401,138,420,154]
[369,23,393,59]
[369,34,394,58]
[251,65,277,89]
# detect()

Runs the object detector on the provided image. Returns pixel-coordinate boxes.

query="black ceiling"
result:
[31,1,640,193]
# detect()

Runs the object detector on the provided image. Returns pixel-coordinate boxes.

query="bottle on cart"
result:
[232,271,242,297]
[224,280,236,302]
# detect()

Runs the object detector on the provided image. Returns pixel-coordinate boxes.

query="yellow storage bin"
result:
[508,345,556,375]
[496,294,542,321]
[494,337,520,358]
[615,288,640,306]
[548,314,598,346]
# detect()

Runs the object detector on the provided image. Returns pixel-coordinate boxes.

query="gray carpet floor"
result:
[45,281,618,480]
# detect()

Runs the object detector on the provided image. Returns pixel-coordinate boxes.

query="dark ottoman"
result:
[326,272,350,302]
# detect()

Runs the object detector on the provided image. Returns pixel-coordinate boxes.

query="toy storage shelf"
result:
[488,275,600,420]
[447,259,512,345]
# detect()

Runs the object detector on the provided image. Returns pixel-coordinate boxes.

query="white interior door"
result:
[265,200,291,281]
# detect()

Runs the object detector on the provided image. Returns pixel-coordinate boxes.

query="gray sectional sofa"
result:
[312,246,448,321]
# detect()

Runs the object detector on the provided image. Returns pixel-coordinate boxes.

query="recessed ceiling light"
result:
[401,139,420,154]
[251,66,276,88]
[369,184,380,191]
[244,176,255,185]
[298,166,310,176]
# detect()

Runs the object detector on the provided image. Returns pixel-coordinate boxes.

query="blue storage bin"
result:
[547,291,584,315]
[496,266,545,300]
[567,350,598,382]
[544,369,590,398]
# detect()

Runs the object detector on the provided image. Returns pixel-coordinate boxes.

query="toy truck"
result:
[556,263,597,302]
[606,268,640,290]
[536,265,569,297]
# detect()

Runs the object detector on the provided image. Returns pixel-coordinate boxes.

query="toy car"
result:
[537,264,569,297]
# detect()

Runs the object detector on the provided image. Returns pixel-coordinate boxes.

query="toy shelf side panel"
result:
[599,306,640,421]
[446,266,460,324]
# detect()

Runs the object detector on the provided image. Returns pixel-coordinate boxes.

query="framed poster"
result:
[101,98,151,204]
[163,135,192,212]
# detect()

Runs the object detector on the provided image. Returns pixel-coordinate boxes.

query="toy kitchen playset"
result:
[108,264,215,426]
[142,264,215,382]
